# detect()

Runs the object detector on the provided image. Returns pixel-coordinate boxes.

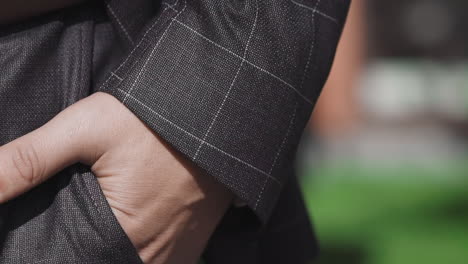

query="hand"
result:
[0,92,233,263]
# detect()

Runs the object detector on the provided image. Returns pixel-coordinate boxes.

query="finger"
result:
[0,102,99,203]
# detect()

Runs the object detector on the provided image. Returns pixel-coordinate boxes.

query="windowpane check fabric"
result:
[101,0,350,222]
[0,0,349,263]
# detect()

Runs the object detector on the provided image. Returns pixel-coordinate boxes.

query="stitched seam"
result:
[173,19,313,105]
[299,0,320,90]
[78,19,90,102]
[83,175,102,215]
[254,104,297,209]
[97,1,175,91]
[106,2,134,45]
[193,0,259,160]
[117,88,281,185]
[81,171,133,262]
[122,0,188,104]
[69,20,83,107]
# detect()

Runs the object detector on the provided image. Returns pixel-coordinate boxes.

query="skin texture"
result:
[0,92,233,263]
[311,0,366,138]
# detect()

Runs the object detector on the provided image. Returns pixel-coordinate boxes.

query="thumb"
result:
[0,102,101,203]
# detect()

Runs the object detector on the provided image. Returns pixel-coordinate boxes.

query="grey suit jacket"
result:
[0,0,349,263]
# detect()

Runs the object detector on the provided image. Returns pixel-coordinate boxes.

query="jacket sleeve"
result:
[99,0,350,223]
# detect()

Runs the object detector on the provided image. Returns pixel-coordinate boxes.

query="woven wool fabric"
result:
[101,0,350,222]
[0,0,349,263]
[0,3,143,263]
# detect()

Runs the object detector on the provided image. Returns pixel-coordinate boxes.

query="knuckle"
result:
[11,144,43,185]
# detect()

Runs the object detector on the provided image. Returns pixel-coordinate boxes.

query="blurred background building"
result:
[299,0,468,263]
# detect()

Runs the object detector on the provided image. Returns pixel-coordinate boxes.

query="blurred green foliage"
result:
[302,160,468,264]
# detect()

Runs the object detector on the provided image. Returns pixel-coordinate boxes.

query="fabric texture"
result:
[99,1,349,262]
[0,0,349,263]
[101,0,350,222]
[0,3,143,263]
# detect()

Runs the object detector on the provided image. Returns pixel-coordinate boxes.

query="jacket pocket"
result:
[0,164,144,263]
[78,164,145,264]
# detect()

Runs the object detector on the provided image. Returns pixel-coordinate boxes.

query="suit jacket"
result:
[0,0,349,263]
